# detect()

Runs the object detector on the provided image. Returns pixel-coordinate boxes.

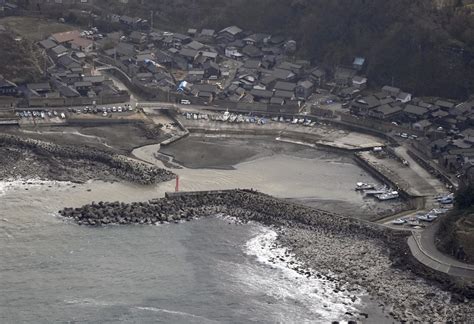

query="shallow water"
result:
[1,140,396,323]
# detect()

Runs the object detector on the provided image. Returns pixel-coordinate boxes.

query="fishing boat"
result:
[222,110,230,122]
[391,218,406,225]
[375,191,400,201]
[355,182,376,191]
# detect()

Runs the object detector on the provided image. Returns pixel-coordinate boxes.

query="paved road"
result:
[408,221,474,278]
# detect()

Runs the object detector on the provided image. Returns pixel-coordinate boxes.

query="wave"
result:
[0,179,72,197]
[240,226,362,322]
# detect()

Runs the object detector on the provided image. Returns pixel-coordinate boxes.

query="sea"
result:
[0,153,393,323]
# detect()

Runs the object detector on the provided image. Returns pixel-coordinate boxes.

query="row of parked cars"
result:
[16,110,66,119]
[68,104,134,116]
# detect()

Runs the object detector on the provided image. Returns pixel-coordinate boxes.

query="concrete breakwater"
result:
[0,134,175,185]
[58,189,474,322]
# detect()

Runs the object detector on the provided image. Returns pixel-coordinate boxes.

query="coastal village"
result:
[0,2,474,323]
[0,6,472,186]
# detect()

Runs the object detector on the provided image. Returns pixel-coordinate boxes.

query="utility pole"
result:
[150,10,154,31]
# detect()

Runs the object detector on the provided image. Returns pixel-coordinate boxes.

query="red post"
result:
[175,175,179,192]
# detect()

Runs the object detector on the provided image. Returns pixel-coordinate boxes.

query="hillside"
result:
[93,0,474,100]
[0,32,46,84]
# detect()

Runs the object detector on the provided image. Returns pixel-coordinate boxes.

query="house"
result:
[198,29,216,43]
[243,60,261,70]
[368,104,403,120]
[50,45,68,58]
[250,89,273,101]
[382,85,401,97]
[203,61,220,79]
[270,69,296,82]
[334,67,357,86]
[273,81,297,92]
[224,46,243,60]
[74,81,92,95]
[310,68,326,87]
[277,61,303,76]
[351,95,381,116]
[178,48,198,64]
[185,40,205,51]
[27,83,52,96]
[70,37,94,53]
[413,119,432,131]
[217,26,243,43]
[353,57,366,71]
[0,76,17,96]
[295,80,314,100]
[352,76,367,89]
[396,92,412,103]
[404,104,428,120]
[274,90,294,100]
[129,31,147,45]
[242,45,263,58]
[435,99,456,110]
[243,33,268,46]
[50,30,81,44]
[39,39,57,50]
[187,28,197,37]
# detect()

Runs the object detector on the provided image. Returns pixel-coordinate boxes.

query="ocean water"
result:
[1,145,397,323]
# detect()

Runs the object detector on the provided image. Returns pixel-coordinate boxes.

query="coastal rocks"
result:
[57,189,474,322]
[0,134,175,184]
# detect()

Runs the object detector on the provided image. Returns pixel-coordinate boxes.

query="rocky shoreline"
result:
[58,189,473,322]
[0,134,175,184]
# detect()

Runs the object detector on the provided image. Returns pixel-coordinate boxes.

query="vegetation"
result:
[93,0,474,100]
[0,33,46,84]
[437,184,474,264]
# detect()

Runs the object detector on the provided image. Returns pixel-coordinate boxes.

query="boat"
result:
[391,218,406,225]
[375,191,400,201]
[279,117,285,122]
[430,208,448,215]
[417,213,438,222]
[364,186,389,196]
[222,110,230,122]
[237,114,244,123]
[292,118,298,124]
[229,114,237,123]
[407,220,422,227]
[355,182,376,191]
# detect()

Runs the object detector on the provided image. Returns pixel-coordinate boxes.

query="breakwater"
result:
[0,134,175,185]
[58,189,473,321]
[60,189,408,252]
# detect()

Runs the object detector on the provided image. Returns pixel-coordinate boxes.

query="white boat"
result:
[376,191,399,201]
[355,182,376,191]
[407,220,422,227]
[391,218,406,225]
[430,208,448,215]
[417,213,438,222]
[237,114,244,123]
[229,114,237,123]
[279,117,284,122]
[222,110,230,122]
[292,118,298,124]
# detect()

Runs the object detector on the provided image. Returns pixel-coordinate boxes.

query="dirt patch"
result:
[2,124,167,154]
[160,134,344,169]
[0,16,75,42]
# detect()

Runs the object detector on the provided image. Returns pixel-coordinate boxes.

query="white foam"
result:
[0,178,72,197]
[136,307,216,322]
[241,227,362,322]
